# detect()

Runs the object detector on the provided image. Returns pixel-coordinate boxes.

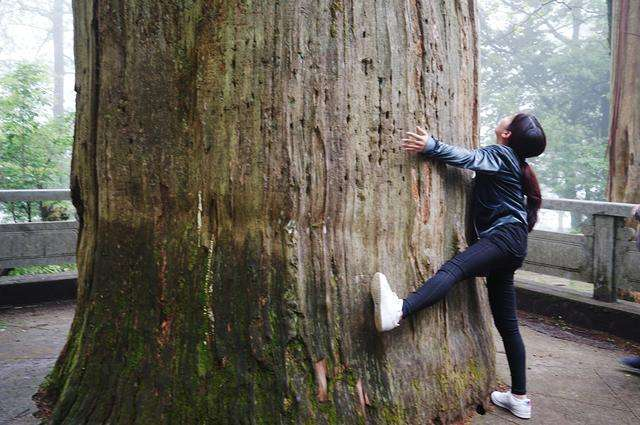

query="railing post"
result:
[592,214,618,302]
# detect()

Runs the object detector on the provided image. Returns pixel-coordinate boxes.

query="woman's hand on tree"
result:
[401,126,430,154]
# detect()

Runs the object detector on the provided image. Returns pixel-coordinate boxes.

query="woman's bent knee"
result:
[494,321,521,338]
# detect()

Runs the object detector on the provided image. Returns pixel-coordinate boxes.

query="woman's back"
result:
[470,144,528,237]
[419,137,528,238]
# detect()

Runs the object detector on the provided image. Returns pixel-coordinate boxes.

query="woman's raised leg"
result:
[401,237,508,318]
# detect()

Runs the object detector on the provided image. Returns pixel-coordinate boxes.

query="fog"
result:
[0,0,610,232]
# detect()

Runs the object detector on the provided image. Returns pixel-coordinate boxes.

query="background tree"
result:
[0,62,73,223]
[0,1,76,225]
[0,61,74,277]
[606,0,640,203]
[35,1,496,423]
[479,0,610,206]
[0,0,73,117]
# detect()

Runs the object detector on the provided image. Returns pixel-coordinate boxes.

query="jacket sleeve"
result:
[419,135,503,173]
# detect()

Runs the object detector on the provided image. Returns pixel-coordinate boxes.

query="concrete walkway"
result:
[475,313,640,424]
[1,301,639,424]
[0,301,74,424]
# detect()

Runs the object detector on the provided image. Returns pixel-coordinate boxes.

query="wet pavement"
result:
[0,301,73,424]
[476,312,640,424]
[1,300,639,424]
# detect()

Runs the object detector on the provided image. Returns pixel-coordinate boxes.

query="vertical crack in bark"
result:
[89,0,100,244]
[468,0,480,148]
[377,77,384,156]
[45,0,105,421]
[414,0,428,114]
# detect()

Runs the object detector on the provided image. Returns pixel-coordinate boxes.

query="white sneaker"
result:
[491,390,531,419]
[370,272,404,332]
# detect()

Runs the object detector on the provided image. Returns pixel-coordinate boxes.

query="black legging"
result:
[402,222,528,395]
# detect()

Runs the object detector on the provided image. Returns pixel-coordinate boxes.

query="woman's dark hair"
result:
[506,112,546,232]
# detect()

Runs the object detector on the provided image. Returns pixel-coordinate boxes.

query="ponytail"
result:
[521,161,541,232]
[506,112,547,232]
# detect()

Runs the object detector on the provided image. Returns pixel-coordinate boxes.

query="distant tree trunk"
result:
[36,1,495,423]
[571,0,583,42]
[15,0,68,116]
[607,0,640,203]
[51,0,65,117]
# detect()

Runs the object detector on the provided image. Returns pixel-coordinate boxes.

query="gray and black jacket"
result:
[420,135,528,238]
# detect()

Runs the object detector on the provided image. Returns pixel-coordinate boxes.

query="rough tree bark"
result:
[607,0,640,203]
[36,1,495,423]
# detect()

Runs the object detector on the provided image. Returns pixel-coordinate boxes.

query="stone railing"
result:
[0,189,77,272]
[524,198,639,302]
[1,191,638,304]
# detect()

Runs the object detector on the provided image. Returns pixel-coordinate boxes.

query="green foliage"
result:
[479,0,610,200]
[0,62,74,222]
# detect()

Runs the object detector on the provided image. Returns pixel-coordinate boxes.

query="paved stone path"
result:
[1,301,639,424]
[476,314,640,424]
[0,301,74,424]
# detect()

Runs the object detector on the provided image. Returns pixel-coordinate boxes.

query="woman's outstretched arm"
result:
[401,126,503,173]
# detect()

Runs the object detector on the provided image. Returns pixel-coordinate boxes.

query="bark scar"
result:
[314,358,328,402]
[356,378,370,415]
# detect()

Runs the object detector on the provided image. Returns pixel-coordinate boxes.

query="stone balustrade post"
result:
[592,214,620,302]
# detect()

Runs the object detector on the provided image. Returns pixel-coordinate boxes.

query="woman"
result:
[370,112,546,420]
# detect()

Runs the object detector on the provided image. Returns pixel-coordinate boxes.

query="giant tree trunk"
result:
[36,1,495,423]
[607,0,640,203]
